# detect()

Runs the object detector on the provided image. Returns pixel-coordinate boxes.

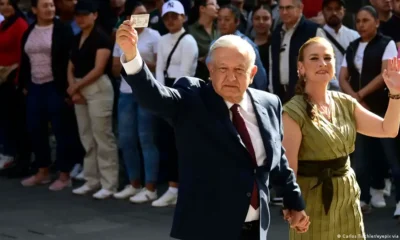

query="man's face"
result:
[393,0,400,15]
[59,0,76,13]
[370,0,392,12]
[322,0,345,28]
[110,0,125,8]
[207,47,257,102]
[217,8,238,35]
[279,0,303,26]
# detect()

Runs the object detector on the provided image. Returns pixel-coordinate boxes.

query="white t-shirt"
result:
[113,27,160,93]
[342,40,398,74]
[156,28,198,85]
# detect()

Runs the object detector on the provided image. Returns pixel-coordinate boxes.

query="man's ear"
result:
[249,65,257,84]
[32,6,37,15]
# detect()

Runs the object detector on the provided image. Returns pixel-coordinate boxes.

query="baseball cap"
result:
[75,0,98,15]
[322,0,346,8]
[162,0,185,17]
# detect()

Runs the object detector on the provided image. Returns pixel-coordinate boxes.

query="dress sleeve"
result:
[283,97,306,129]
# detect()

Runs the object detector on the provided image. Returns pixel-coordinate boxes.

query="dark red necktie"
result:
[230,104,259,209]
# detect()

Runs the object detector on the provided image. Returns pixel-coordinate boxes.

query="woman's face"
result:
[75,12,97,29]
[33,0,56,22]
[163,12,185,34]
[200,0,219,19]
[298,41,335,85]
[356,10,379,41]
[252,7,272,35]
[0,0,16,18]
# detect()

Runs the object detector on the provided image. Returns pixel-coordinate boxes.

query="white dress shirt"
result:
[156,28,198,85]
[323,25,359,80]
[120,52,267,222]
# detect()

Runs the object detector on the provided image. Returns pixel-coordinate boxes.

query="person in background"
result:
[144,0,168,35]
[250,3,272,75]
[0,0,28,171]
[268,0,326,102]
[245,0,281,39]
[370,0,392,26]
[97,0,126,36]
[302,0,324,25]
[321,0,359,90]
[112,1,161,203]
[19,0,77,190]
[0,12,4,22]
[55,0,80,35]
[230,0,248,33]
[153,0,198,207]
[339,6,400,217]
[68,0,119,199]
[381,0,400,48]
[188,0,219,81]
[211,4,267,90]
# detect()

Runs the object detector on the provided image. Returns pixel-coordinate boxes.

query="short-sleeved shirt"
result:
[70,26,112,78]
[341,40,398,74]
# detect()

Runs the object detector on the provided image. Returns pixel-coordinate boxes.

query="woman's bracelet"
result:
[388,92,400,99]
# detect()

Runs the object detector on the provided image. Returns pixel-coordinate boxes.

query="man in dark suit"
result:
[116,21,310,240]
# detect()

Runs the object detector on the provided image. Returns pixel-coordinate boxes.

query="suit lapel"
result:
[202,85,248,154]
[247,89,274,170]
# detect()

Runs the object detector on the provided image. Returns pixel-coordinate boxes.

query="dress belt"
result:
[297,156,349,215]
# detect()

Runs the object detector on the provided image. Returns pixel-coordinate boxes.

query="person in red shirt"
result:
[0,0,28,171]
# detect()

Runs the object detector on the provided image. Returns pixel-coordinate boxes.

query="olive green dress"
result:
[283,91,365,240]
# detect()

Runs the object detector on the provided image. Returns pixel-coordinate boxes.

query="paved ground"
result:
[0,178,399,240]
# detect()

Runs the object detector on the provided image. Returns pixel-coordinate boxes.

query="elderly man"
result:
[116,21,309,240]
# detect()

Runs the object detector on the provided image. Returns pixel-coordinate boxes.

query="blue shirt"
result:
[206,30,268,91]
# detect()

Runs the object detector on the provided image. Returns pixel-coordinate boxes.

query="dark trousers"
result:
[354,133,400,202]
[158,78,179,183]
[240,220,260,240]
[0,77,18,156]
[26,82,78,173]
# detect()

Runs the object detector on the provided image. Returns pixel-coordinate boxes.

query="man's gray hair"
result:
[208,35,256,67]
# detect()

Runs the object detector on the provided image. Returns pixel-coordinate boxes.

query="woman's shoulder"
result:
[283,95,308,127]
[329,91,356,104]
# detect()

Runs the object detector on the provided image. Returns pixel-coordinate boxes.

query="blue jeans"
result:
[26,82,77,173]
[354,133,400,202]
[118,93,159,183]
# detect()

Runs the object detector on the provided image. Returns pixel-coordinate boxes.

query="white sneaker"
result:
[0,156,14,169]
[75,171,85,180]
[383,179,392,197]
[70,164,82,178]
[370,188,386,208]
[73,184,97,195]
[93,189,115,200]
[394,201,400,218]
[130,188,157,203]
[114,185,141,199]
[151,189,178,207]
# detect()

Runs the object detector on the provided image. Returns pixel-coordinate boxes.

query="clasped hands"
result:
[67,82,86,105]
[282,209,310,233]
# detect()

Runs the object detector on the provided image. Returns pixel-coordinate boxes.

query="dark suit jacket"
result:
[125,60,305,240]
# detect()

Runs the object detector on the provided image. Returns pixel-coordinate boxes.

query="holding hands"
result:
[283,209,310,233]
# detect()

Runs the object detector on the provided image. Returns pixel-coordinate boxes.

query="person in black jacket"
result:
[339,6,400,218]
[19,0,81,191]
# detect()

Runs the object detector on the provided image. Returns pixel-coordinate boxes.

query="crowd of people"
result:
[0,0,400,235]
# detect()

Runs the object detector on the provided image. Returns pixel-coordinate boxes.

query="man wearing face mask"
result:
[321,0,359,90]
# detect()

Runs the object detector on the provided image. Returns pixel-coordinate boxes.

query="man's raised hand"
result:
[116,20,138,62]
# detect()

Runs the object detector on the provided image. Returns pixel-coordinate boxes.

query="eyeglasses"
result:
[279,5,296,11]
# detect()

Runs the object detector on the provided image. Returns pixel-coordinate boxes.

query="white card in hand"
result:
[130,14,150,28]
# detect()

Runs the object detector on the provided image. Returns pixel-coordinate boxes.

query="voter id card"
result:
[130,14,150,28]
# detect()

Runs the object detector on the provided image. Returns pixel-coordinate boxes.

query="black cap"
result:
[322,0,346,8]
[75,0,98,15]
